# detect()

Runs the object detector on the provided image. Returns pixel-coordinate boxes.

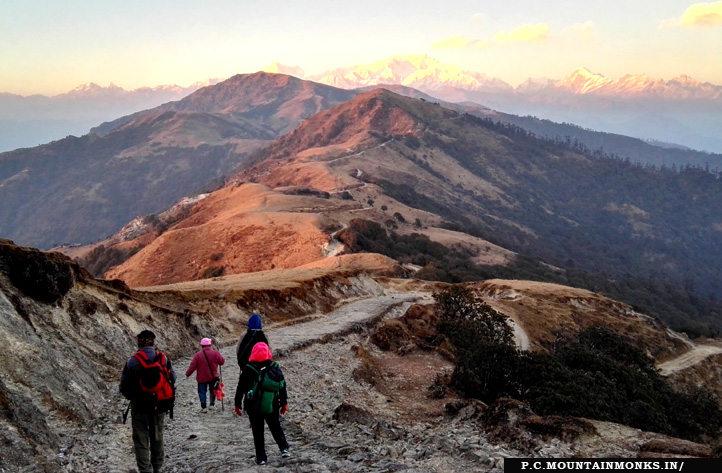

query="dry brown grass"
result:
[474,279,691,360]
[106,184,343,286]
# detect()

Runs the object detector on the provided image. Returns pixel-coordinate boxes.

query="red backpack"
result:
[133,350,175,415]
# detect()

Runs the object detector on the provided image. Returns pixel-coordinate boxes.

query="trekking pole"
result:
[122,402,131,424]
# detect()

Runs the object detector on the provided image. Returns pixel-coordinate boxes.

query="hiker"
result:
[120,330,176,473]
[186,337,225,412]
[234,342,290,465]
[236,312,269,369]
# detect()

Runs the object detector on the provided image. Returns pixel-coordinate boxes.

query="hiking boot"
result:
[256,460,267,465]
[200,407,208,414]
[208,404,217,411]
[281,448,290,458]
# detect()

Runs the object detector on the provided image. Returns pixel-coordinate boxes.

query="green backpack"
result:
[246,362,285,414]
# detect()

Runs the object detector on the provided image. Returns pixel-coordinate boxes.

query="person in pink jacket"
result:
[186,338,225,413]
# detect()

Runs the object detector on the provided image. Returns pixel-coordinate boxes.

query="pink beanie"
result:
[200,337,212,346]
[248,342,272,362]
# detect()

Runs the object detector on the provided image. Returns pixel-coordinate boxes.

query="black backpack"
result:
[237,331,266,368]
[246,362,284,414]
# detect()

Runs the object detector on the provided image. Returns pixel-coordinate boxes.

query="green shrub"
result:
[76,244,142,278]
[434,286,518,401]
[438,309,722,442]
[434,286,513,345]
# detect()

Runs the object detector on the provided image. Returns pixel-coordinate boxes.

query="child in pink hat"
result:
[186,337,225,412]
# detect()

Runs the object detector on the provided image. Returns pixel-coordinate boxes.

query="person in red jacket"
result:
[186,337,225,413]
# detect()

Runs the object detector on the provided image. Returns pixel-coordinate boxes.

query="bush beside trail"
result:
[430,286,722,444]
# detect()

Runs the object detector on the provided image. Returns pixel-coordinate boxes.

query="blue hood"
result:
[248,313,262,330]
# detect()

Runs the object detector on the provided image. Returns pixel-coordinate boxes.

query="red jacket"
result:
[186,347,225,383]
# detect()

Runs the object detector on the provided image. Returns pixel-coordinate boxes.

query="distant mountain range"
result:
[306,55,722,107]
[0,80,220,152]
[305,55,722,153]
[3,55,721,153]
[519,66,722,99]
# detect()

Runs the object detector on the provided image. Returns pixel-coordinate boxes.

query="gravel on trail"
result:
[61,292,519,473]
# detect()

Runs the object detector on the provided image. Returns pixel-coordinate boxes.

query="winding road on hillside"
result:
[657,342,722,376]
[322,223,347,257]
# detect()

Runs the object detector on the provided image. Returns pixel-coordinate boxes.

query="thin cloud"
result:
[432,23,549,50]
[471,13,486,22]
[561,21,597,42]
[432,35,489,49]
[660,1,722,27]
[493,24,550,43]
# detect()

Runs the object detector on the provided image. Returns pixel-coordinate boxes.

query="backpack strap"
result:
[246,364,264,391]
[133,350,168,371]
[202,349,214,373]
[238,331,258,365]
[132,350,151,366]
[267,362,285,389]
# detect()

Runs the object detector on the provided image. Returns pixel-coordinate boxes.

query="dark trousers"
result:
[131,410,165,473]
[248,411,289,463]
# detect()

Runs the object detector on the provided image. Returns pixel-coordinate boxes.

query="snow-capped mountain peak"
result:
[549,69,720,100]
[69,82,124,93]
[670,75,703,88]
[63,82,128,99]
[309,54,513,92]
[556,67,613,94]
[516,76,556,94]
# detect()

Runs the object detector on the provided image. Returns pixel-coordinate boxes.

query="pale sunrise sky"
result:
[2,0,722,95]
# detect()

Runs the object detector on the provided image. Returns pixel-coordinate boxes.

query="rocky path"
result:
[58,288,687,473]
[162,293,426,473]
[67,292,501,473]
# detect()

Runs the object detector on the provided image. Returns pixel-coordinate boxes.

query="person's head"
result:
[137,330,156,348]
[200,337,212,347]
[248,313,262,331]
[249,342,272,362]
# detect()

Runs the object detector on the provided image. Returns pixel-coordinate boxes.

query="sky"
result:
[2,0,722,95]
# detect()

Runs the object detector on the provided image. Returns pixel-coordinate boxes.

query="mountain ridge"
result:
[0,74,356,249]
[86,88,722,337]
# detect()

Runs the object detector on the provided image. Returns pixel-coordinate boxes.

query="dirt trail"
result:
[87,291,429,473]
[657,342,722,376]
[165,292,427,472]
